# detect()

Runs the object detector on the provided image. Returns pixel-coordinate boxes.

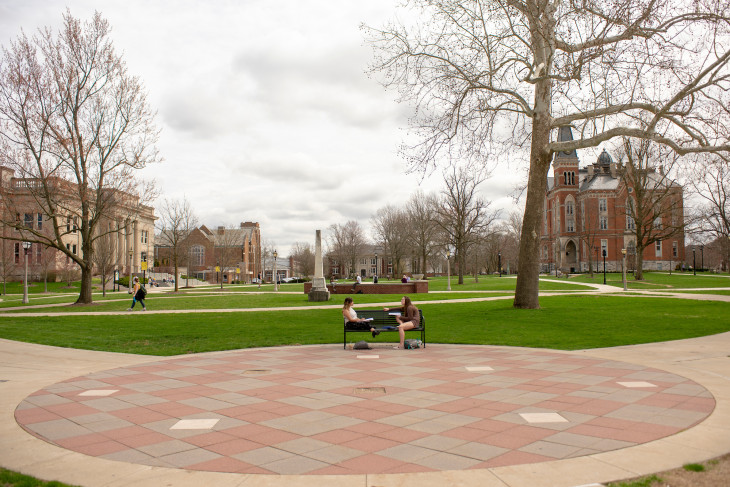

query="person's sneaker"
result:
[372,330,381,337]
[127,308,132,311]
[142,308,147,311]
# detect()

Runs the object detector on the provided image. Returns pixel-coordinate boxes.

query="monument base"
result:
[308,289,330,302]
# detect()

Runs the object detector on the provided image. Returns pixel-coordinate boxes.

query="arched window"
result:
[565,197,575,232]
[191,245,205,266]
[626,197,636,230]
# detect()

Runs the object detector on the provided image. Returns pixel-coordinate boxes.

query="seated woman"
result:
[383,296,419,349]
[342,297,379,337]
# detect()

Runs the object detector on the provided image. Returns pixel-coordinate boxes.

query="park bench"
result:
[344,309,426,349]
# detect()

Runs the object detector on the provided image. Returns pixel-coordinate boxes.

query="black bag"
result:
[138,286,147,299]
[353,340,370,350]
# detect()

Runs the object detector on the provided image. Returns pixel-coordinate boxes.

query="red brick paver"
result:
[14,345,714,475]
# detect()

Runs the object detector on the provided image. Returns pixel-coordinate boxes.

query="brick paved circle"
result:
[14,345,715,475]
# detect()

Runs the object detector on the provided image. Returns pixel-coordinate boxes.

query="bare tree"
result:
[619,139,685,280]
[406,190,441,276]
[366,0,730,308]
[687,154,730,267]
[327,221,368,278]
[371,205,410,277]
[289,241,315,278]
[0,236,16,295]
[214,225,244,288]
[433,166,500,284]
[156,197,198,292]
[579,201,601,278]
[0,11,160,304]
[92,231,116,297]
[261,239,276,282]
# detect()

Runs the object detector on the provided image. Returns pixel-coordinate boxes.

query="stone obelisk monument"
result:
[308,229,330,302]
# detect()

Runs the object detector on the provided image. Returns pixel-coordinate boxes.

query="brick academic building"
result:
[541,128,685,274]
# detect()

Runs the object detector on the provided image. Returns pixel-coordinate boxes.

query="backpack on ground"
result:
[404,339,422,349]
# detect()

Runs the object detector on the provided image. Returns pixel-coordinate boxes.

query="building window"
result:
[72,244,77,254]
[653,216,662,229]
[567,219,574,232]
[36,244,42,264]
[566,200,574,216]
[672,241,678,258]
[655,240,662,256]
[191,245,205,266]
[141,252,147,263]
[37,213,43,230]
[73,217,78,233]
[599,198,607,212]
[14,243,20,264]
[66,217,71,233]
[599,216,608,230]
[332,266,339,275]
[141,230,148,244]
[24,213,33,228]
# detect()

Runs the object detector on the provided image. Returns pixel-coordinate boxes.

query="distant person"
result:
[127,276,146,311]
[401,274,408,283]
[258,273,261,289]
[373,275,378,283]
[342,297,379,337]
[352,274,362,292]
[383,296,419,349]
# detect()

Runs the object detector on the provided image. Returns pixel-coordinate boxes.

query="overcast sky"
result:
[0,0,529,256]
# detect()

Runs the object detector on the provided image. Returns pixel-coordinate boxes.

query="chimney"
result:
[217,226,224,235]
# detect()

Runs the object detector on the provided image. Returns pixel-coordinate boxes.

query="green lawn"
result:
[568,271,730,290]
[0,295,727,355]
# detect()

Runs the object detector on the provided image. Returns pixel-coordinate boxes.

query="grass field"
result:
[0,294,727,355]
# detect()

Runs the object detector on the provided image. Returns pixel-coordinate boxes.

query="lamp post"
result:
[273,250,278,292]
[602,249,607,285]
[446,248,451,291]
[498,251,502,277]
[621,248,627,291]
[701,245,704,272]
[128,249,133,291]
[374,251,378,283]
[693,247,696,276]
[22,241,31,304]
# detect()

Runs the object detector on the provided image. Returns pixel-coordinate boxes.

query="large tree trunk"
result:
[635,246,645,280]
[514,80,552,308]
[76,265,93,304]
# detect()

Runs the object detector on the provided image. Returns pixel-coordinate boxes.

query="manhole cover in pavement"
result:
[241,369,271,375]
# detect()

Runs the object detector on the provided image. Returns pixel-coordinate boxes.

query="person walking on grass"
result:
[127,276,147,311]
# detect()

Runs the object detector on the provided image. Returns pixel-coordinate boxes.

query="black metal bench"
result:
[343,309,425,349]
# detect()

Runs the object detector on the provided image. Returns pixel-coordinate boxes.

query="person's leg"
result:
[141,298,146,311]
[128,297,137,310]
[396,322,416,349]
